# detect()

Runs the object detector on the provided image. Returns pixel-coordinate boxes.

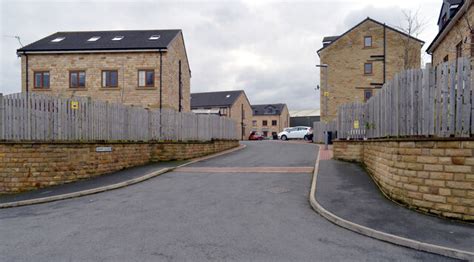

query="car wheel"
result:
[281,135,287,141]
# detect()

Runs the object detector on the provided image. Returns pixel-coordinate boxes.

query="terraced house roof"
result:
[17,29,182,53]
[251,104,286,116]
[190,90,245,108]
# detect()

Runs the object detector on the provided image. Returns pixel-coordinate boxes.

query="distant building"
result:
[191,90,252,140]
[17,29,191,111]
[289,109,320,127]
[427,0,471,66]
[251,104,290,138]
[317,17,424,122]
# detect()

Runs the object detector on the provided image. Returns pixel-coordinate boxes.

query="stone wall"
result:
[431,3,473,66]
[333,139,474,221]
[0,140,238,194]
[229,92,253,140]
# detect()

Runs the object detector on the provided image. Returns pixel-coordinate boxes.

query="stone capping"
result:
[334,137,474,142]
[0,139,238,145]
[332,139,474,221]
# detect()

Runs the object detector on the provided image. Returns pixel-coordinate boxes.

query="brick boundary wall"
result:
[333,139,474,221]
[0,140,238,194]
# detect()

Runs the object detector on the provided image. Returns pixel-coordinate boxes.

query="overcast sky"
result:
[1,0,441,110]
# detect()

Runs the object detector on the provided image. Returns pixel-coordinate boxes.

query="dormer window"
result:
[149,35,160,40]
[112,36,124,41]
[225,94,231,98]
[51,37,65,42]
[87,36,101,42]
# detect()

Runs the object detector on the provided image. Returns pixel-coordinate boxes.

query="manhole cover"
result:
[265,187,290,194]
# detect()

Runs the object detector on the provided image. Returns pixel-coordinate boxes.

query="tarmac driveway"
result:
[0,141,454,261]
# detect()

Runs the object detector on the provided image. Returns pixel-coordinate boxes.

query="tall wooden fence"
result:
[0,93,238,141]
[333,58,474,139]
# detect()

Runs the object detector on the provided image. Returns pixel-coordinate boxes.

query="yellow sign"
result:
[71,101,79,110]
[323,91,329,97]
[354,120,360,129]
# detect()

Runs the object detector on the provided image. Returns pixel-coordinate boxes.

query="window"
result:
[138,70,154,87]
[252,120,257,127]
[102,70,118,88]
[364,36,372,47]
[443,55,449,62]
[34,71,50,89]
[87,36,101,42]
[364,90,373,102]
[263,131,268,137]
[149,35,160,40]
[262,120,268,126]
[112,36,124,41]
[69,71,86,88]
[364,63,373,74]
[51,37,65,42]
[272,120,277,126]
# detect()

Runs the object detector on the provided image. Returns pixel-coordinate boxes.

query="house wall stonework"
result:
[333,139,474,221]
[20,34,190,111]
[251,106,290,138]
[229,93,253,140]
[0,140,238,194]
[431,4,474,66]
[319,19,422,122]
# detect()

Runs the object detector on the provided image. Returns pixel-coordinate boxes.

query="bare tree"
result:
[397,9,426,69]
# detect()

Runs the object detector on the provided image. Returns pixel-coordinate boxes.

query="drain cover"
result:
[265,187,290,194]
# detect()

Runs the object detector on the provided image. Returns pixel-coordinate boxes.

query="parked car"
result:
[249,131,265,140]
[278,126,313,141]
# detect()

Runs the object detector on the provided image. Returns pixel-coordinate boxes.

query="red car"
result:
[249,131,265,140]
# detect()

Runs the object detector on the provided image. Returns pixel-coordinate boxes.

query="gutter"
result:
[427,0,472,54]
[16,49,168,55]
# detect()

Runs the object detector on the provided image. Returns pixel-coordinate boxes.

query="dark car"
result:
[249,131,265,140]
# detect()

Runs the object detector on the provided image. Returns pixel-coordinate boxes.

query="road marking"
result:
[174,166,314,173]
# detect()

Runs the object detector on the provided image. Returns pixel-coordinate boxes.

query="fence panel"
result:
[332,58,473,140]
[0,93,238,142]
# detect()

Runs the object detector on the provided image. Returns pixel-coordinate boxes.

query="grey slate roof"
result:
[322,36,339,43]
[190,90,244,108]
[251,104,286,116]
[17,29,181,53]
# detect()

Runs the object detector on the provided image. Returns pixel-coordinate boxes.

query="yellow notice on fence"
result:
[71,101,79,110]
[354,120,360,129]
[323,91,329,97]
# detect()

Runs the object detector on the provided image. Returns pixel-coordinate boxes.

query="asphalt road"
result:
[0,141,455,261]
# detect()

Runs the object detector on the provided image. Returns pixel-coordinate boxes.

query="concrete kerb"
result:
[309,146,474,261]
[0,143,246,209]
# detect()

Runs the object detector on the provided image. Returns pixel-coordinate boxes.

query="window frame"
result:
[137,69,155,88]
[34,71,50,89]
[272,120,277,126]
[364,36,372,48]
[252,120,257,127]
[101,70,119,88]
[69,70,86,88]
[364,89,373,102]
[262,120,268,126]
[364,63,373,75]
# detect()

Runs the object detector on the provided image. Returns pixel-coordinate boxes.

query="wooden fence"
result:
[0,93,238,141]
[315,58,474,140]
[313,120,337,143]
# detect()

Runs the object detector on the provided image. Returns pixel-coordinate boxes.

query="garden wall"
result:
[333,139,474,221]
[0,140,238,194]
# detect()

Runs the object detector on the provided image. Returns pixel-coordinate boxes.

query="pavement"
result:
[315,155,474,258]
[0,141,458,261]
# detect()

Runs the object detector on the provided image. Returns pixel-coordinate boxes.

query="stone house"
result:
[317,17,424,122]
[16,29,191,111]
[251,104,290,138]
[191,90,252,140]
[427,0,472,66]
